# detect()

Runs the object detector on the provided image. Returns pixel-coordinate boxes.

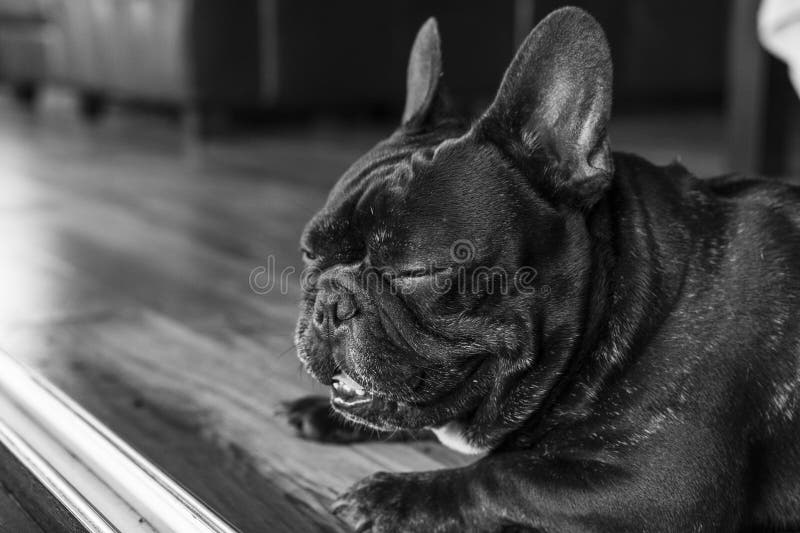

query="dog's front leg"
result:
[332,468,468,532]
[332,449,744,532]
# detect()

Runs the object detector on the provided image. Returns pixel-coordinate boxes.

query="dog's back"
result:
[706,172,800,526]
[620,157,800,527]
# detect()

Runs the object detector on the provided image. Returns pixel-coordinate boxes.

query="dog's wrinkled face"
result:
[295,11,613,441]
[295,130,560,432]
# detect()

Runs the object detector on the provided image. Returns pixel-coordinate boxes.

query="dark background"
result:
[0,0,797,175]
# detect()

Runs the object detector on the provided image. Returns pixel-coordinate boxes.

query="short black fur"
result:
[285,7,800,532]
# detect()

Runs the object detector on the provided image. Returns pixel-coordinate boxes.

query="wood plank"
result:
[0,487,44,533]
[0,439,83,533]
[726,0,796,176]
[0,484,45,533]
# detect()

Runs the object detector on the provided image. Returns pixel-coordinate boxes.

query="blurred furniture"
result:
[727,0,798,176]
[0,0,523,135]
[0,0,261,133]
[11,0,785,156]
[0,0,523,124]
[46,0,261,128]
[0,0,52,107]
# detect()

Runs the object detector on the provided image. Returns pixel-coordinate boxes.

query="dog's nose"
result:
[312,288,357,331]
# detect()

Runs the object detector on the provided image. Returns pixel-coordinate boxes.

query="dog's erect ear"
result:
[479,7,613,208]
[402,18,454,128]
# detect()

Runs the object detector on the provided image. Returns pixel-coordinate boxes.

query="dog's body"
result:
[287,8,800,531]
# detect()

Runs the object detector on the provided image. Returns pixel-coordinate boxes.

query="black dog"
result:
[287,7,800,531]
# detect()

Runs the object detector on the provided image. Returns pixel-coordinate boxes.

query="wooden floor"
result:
[0,94,728,532]
[0,488,41,533]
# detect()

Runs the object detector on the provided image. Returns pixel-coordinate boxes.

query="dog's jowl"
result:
[286,7,800,532]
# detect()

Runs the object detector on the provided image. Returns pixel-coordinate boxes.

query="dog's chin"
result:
[330,389,405,431]
[327,371,418,431]
[328,357,493,432]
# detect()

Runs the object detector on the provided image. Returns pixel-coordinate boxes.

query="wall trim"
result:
[0,349,240,533]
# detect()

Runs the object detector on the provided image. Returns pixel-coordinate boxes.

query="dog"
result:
[285,7,800,531]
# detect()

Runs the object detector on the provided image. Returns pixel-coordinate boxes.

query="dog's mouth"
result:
[329,357,492,432]
[330,371,409,430]
[331,372,371,406]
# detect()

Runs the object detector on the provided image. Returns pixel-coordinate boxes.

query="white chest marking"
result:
[431,422,489,455]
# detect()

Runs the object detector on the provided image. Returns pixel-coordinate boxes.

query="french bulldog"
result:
[286,7,800,532]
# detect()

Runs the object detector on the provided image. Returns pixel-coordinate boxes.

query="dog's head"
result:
[295,7,612,447]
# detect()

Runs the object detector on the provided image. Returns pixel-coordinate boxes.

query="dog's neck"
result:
[521,154,696,443]
[459,154,695,452]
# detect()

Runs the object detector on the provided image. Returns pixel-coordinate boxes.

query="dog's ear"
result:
[402,18,455,128]
[479,7,613,208]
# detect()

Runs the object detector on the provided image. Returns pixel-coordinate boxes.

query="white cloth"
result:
[759,0,800,96]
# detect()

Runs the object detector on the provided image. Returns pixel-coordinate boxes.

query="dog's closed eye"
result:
[398,267,431,278]
[391,266,451,279]
[300,248,317,261]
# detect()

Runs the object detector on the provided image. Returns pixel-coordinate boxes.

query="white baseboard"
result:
[0,349,240,533]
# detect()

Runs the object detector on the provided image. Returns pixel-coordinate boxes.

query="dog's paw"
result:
[331,472,410,532]
[279,395,371,443]
[331,472,464,532]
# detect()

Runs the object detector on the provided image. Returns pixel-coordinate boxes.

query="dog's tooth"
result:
[338,372,364,391]
[356,388,365,396]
